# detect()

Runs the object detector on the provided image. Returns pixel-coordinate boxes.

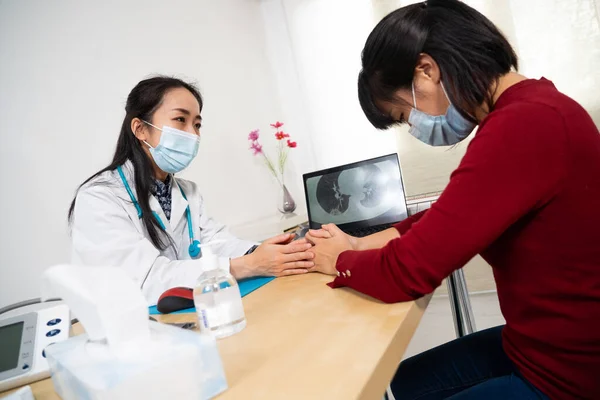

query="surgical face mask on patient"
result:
[408,82,477,146]
[142,121,200,173]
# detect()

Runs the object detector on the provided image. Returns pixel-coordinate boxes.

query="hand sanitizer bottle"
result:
[193,247,246,339]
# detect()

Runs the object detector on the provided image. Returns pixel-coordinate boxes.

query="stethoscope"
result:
[116,166,202,258]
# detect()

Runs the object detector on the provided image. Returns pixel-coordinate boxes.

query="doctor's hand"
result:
[305,224,354,276]
[232,233,315,279]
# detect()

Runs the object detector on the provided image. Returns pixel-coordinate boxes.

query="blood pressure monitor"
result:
[0,303,69,392]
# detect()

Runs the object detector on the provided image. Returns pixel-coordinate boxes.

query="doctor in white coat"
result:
[68,76,314,305]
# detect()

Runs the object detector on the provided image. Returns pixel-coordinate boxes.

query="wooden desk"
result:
[1,274,429,400]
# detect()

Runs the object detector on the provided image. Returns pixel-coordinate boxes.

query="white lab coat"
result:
[70,161,256,305]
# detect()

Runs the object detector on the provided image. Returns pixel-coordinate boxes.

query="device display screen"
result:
[0,322,24,373]
[305,155,407,229]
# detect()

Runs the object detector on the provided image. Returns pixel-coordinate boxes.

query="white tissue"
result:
[41,264,228,400]
[41,265,149,350]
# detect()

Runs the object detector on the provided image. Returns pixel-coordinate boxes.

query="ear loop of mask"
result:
[412,82,418,110]
[440,82,451,104]
[412,81,451,112]
[137,120,162,149]
[440,83,477,122]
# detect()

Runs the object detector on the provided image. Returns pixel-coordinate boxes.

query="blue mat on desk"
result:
[148,276,275,315]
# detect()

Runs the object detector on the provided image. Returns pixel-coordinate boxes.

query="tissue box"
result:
[45,321,227,400]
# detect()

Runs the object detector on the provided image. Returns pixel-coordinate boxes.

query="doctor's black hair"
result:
[67,76,203,251]
[358,0,518,130]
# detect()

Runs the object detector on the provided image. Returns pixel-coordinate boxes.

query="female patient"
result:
[68,76,313,305]
[306,1,600,399]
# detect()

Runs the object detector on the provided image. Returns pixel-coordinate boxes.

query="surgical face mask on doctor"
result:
[408,82,477,146]
[141,121,200,174]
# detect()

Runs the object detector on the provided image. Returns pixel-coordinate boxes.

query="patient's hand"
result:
[306,224,360,250]
[305,224,355,276]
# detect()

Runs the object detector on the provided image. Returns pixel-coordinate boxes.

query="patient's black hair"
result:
[358,0,518,130]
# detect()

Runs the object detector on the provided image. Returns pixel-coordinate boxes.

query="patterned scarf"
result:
[150,175,172,221]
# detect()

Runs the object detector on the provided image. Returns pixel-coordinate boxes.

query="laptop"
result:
[302,153,408,237]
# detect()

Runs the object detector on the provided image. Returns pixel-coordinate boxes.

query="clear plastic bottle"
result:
[193,248,246,339]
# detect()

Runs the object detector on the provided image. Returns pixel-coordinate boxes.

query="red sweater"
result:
[330,79,600,399]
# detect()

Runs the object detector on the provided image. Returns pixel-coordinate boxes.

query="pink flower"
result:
[270,121,284,129]
[248,129,260,141]
[250,141,263,155]
[286,140,297,148]
[275,131,290,140]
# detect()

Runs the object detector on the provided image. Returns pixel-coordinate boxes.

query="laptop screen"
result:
[303,153,408,231]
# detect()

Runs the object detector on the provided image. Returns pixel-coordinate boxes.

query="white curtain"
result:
[259,0,401,175]
[373,0,600,196]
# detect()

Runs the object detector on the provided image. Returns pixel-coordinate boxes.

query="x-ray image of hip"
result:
[306,161,405,225]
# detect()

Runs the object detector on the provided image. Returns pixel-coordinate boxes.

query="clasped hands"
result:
[231,225,357,279]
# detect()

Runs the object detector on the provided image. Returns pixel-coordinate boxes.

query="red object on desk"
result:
[156,287,194,314]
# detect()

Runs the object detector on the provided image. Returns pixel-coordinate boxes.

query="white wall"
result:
[0,0,311,307]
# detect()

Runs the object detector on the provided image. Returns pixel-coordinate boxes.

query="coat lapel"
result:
[170,178,189,234]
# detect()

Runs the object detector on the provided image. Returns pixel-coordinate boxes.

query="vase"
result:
[277,183,297,215]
